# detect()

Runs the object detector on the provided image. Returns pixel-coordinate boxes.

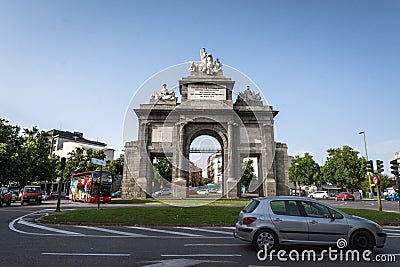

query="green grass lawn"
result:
[338,208,400,225]
[43,204,400,226]
[44,206,244,226]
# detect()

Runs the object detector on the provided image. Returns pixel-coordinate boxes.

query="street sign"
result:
[372,175,380,186]
[91,158,106,166]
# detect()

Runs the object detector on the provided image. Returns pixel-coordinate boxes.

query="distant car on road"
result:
[0,187,12,207]
[385,193,398,201]
[188,188,198,195]
[8,187,19,202]
[21,185,42,205]
[308,191,329,199]
[197,188,209,195]
[154,188,171,196]
[234,196,387,251]
[335,192,355,201]
[49,191,59,198]
[41,191,49,201]
[112,190,121,198]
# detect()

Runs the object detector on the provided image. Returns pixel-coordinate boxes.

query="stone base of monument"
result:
[172,180,187,199]
[226,180,239,199]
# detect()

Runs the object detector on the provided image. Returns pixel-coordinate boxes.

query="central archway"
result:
[182,122,229,197]
[188,134,222,197]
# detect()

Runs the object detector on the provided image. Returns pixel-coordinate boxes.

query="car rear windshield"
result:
[243,199,260,213]
[24,187,40,192]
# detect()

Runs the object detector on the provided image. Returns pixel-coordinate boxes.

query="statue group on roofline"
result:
[151,84,177,103]
[235,86,263,106]
[189,48,223,75]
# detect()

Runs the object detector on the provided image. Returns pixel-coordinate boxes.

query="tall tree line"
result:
[0,118,123,187]
[289,145,393,192]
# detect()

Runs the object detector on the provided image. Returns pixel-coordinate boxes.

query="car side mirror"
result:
[330,213,336,220]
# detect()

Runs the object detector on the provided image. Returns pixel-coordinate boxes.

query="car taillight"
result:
[243,217,257,225]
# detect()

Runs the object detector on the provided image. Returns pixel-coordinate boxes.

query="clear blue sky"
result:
[1,0,399,173]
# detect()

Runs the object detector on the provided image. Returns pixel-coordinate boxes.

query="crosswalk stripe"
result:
[175,227,233,235]
[126,226,203,237]
[74,226,146,237]
[18,219,81,235]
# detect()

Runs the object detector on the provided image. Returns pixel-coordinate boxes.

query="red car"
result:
[335,192,355,201]
[0,187,12,207]
[21,185,42,205]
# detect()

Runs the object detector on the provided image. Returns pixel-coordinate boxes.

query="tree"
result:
[64,147,106,181]
[322,145,365,192]
[0,118,21,185]
[105,154,124,181]
[200,177,212,186]
[15,127,58,187]
[153,157,172,183]
[289,153,321,187]
[241,159,255,188]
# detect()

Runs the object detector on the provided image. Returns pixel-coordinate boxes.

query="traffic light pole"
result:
[360,132,374,199]
[390,159,400,211]
[377,184,382,212]
[397,175,400,211]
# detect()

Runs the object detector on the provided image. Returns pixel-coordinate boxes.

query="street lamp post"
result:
[359,131,373,199]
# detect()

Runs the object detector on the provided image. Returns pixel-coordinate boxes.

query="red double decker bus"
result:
[70,170,113,203]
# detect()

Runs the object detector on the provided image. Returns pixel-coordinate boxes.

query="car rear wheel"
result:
[350,230,374,250]
[253,229,277,250]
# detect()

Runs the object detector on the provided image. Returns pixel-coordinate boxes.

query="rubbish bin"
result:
[366,192,370,199]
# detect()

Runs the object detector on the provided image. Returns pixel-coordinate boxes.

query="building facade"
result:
[48,129,114,161]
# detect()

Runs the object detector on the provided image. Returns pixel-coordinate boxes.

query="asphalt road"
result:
[1,198,399,267]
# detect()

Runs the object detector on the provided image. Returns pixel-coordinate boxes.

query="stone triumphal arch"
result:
[122,49,290,199]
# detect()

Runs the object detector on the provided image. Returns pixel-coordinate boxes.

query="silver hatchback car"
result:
[234,196,386,250]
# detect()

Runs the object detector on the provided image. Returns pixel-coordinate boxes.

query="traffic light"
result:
[366,160,374,173]
[390,159,399,176]
[376,160,384,174]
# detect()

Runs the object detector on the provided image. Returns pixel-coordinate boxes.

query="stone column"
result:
[172,121,187,198]
[261,122,276,196]
[226,121,238,198]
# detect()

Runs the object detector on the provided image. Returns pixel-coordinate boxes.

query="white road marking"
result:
[41,253,130,257]
[141,259,232,267]
[17,219,81,235]
[126,226,203,237]
[161,254,241,257]
[74,226,146,237]
[184,243,246,247]
[175,227,233,235]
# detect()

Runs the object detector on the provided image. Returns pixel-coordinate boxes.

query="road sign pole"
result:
[98,165,102,210]
[56,157,66,212]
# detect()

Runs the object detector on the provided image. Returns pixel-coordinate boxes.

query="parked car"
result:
[188,188,198,195]
[234,196,387,251]
[0,187,12,207]
[197,188,209,195]
[112,190,121,198]
[9,188,18,202]
[21,185,42,205]
[385,193,398,201]
[308,191,329,199]
[41,191,49,201]
[49,191,59,198]
[291,189,306,197]
[154,188,171,196]
[335,192,355,201]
